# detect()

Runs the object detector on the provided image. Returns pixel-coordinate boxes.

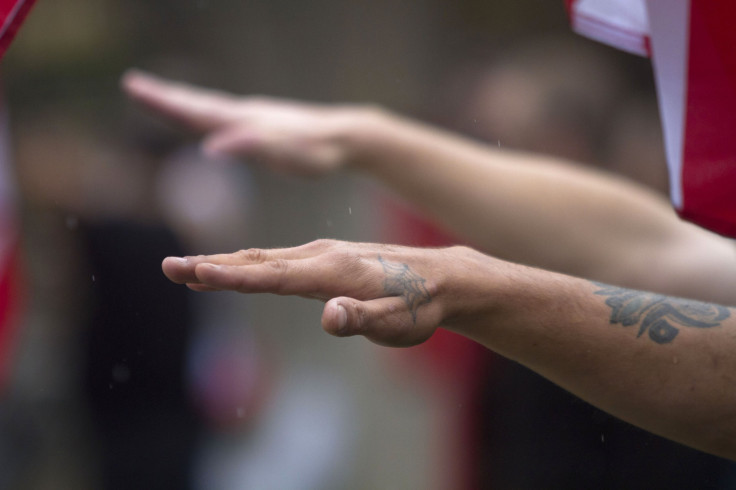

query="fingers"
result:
[192,255,352,300]
[322,297,437,347]
[122,69,241,131]
[162,240,444,347]
[162,243,331,284]
[185,265,439,346]
[203,125,260,158]
[203,124,289,167]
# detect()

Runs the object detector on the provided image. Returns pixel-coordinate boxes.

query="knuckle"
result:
[266,258,289,272]
[447,244,480,260]
[236,248,267,263]
[265,258,290,293]
[310,238,339,250]
[328,247,360,265]
[351,302,368,332]
[329,250,371,281]
[447,244,469,254]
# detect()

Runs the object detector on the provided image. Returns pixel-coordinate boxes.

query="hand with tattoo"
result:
[162,239,494,347]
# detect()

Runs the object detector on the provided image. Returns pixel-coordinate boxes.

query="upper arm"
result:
[600,219,736,305]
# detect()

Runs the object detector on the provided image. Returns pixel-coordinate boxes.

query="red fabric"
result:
[0,240,23,390]
[568,0,736,238]
[678,1,736,236]
[0,90,27,390]
[0,0,36,60]
[0,0,36,389]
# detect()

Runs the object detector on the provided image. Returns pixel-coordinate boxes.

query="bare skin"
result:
[122,70,736,304]
[124,70,736,460]
[161,239,736,460]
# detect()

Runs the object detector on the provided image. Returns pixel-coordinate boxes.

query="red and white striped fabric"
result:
[568,0,736,237]
[0,0,35,60]
[0,101,23,390]
[0,0,34,388]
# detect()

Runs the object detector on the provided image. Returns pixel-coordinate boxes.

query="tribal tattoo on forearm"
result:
[592,282,731,344]
[378,255,432,323]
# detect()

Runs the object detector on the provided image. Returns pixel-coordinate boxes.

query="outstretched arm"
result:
[162,239,736,460]
[122,71,736,302]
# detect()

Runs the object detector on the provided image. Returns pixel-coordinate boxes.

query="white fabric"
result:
[646,0,689,208]
[569,0,650,56]
[569,0,689,208]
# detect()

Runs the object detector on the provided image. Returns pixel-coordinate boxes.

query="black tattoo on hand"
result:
[592,282,730,344]
[378,255,432,323]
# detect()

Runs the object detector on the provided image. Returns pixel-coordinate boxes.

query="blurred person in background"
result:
[0,1,39,486]
[11,110,204,489]
[10,101,361,490]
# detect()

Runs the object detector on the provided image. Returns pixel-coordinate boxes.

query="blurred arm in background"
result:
[122,70,736,305]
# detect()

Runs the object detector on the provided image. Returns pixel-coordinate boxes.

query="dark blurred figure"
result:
[12,110,204,489]
[79,219,201,490]
[477,361,733,489]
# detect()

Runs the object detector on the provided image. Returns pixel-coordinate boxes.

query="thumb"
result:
[322,297,436,347]
[204,126,294,171]
[203,126,261,158]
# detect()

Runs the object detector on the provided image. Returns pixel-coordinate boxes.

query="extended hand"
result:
[122,70,367,176]
[162,239,493,347]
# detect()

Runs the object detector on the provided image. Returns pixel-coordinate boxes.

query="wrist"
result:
[334,105,394,172]
[436,250,565,351]
[436,247,511,334]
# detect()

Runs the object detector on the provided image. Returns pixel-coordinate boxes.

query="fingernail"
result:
[170,257,189,264]
[336,304,348,332]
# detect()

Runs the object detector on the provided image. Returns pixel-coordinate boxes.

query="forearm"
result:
[346,110,736,299]
[443,252,736,459]
[121,73,736,303]
[167,239,736,459]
